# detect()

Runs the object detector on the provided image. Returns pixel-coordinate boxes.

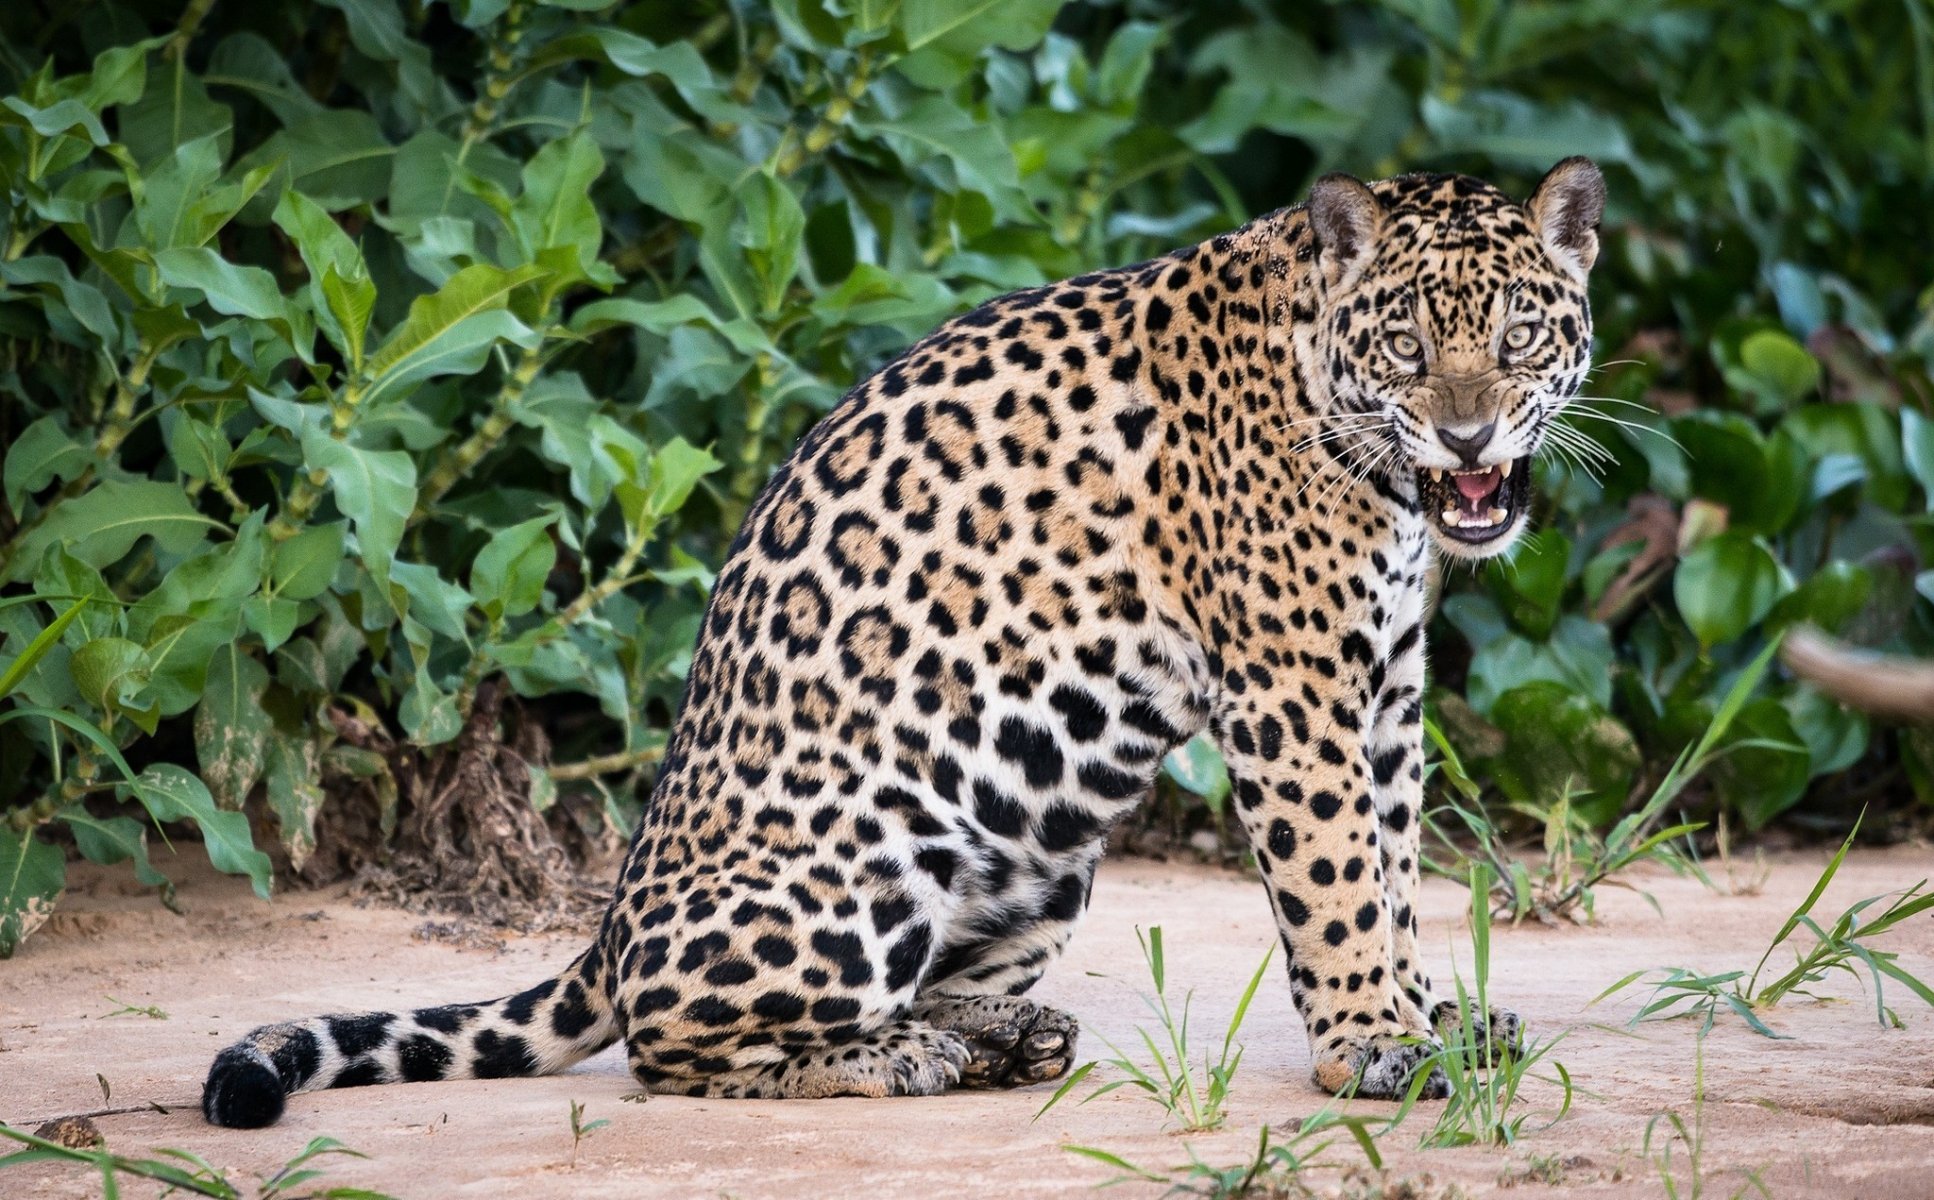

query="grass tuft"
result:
[1597,812,1934,1037]
[1037,926,1272,1133]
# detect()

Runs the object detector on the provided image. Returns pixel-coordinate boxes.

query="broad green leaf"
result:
[901,0,1062,57]
[509,131,608,276]
[471,516,558,620]
[857,96,1031,218]
[1904,408,1934,510]
[1709,699,1812,830]
[1162,733,1231,810]
[647,439,724,519]
[1485,682,1641,822]
[300,429,416,590]
[132,132,226,249]
[3,415,91,514]
[361,263,544,407]
[129,764,272,898]
[1674,532,1794,650]
[1485,528,1570,640]
[59,807,169,891]
[1465,614,1616,714]
[264,735,326,871]
[2,255,120,346]
[391,560,475,640]
[246,110,396,209]
[1730,330,1820,411]
[271,522,346,601]
[165,412,234,484]
[155,246,309,356]
[5,480,221,582]
[242,595,302,653]
[195,645,272,808]
[400,674,463,745]
[69,636,151,718]
[0,827,65,958]
[272,191,376,368]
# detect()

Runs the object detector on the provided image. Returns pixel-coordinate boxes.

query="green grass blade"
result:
[0,599,91,700]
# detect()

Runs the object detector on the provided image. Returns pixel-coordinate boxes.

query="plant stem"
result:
[412,338,547,524]
[459,0,532,154]
[166,0,220,60]
[548,745,666,781]
[554,516,656,631]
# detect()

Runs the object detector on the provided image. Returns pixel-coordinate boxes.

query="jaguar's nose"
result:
[1435,421,1496,469]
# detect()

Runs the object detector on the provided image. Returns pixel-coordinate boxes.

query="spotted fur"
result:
[202,159,1604,1127]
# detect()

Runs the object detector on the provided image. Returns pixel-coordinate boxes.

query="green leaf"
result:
[1709,699,1813,830]
[271,522,346,601]
[69,636,151,719]
[1674,532,1795,650]
[0,827,65,959]
[58,807,169,892]
[300,429,416,591]
[3,415,92,514]
[272,191,377,368]
[1465,614,1615,714]
[129,764,272,899]
[1485,682,1642,820]
[361,263,545,407]
[471,516,558,620]
[132,132,227,249]
[154,246,308,356]
[1162,733,1231,809]
[901,0,1062,56]
[195,645,272,809]
[264,735,326,871]
[1904,408,1934,511]
[509,131,609,281]
[647,438,724,520]
[1729,330,1821,411]
[0,599,92,701]
[856,96,1032,218]
[1485,528,1570,639]
[5,480,221,582]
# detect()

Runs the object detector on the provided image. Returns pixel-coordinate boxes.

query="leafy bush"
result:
[2,0,1932,951]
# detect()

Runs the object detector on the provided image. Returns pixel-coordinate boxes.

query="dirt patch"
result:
[5,846,1934,1198]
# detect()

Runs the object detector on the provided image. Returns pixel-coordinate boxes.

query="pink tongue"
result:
[1454,469,1499,502]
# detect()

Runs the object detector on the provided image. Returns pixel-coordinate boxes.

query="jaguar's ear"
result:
[1527,157,1605,283]
[1307,173,1383,292]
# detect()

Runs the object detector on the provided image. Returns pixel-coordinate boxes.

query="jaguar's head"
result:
[1301,158,1605,559]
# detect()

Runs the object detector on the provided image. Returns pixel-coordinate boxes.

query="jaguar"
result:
[203,156,1605,1126]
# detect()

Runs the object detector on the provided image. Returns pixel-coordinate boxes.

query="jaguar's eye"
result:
[1503,322,1540,353]
[1387,331,1422,361]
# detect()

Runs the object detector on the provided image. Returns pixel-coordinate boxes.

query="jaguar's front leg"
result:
[1219,657,1446,1100]
[1371,610,1522,1065]
[1365,610,1439,1031]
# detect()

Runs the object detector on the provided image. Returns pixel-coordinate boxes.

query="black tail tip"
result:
[202,1048,286,1128]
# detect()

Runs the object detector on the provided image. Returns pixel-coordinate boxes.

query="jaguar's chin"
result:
[1415,456,1532,556]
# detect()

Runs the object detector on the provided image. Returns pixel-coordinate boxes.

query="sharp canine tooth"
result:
[1499,459,1513,479]
[1429,469,1443,482]
[1487,506,1509,524]
[1441,506,1459,524]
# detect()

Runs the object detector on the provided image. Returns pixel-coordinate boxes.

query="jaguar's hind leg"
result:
[913,995,1078,1088]
[651,1023,969,1099]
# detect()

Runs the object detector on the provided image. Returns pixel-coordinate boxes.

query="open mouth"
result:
[1416,457,1532,545]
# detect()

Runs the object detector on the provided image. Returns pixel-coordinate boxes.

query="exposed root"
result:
[317,681,614,934]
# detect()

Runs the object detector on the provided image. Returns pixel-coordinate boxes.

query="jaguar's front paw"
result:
[1312,1032,1447,1100]
[1431,999,1523,1066]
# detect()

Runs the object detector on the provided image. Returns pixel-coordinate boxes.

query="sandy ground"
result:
[4,845,1934,1199]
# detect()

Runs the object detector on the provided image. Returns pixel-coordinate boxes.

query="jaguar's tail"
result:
[201,945,617,1128]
